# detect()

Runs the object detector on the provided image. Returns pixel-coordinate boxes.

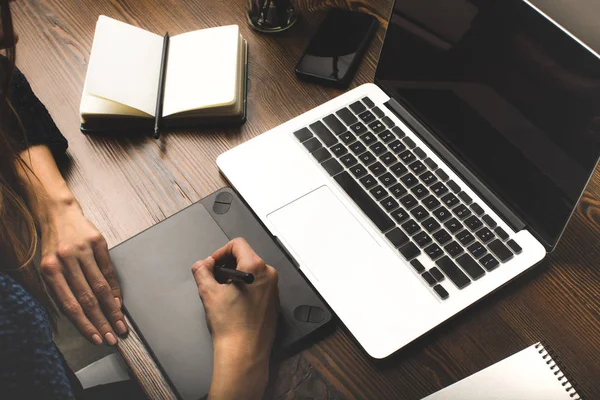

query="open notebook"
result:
[423,343,581,400]
[80,16,248,133]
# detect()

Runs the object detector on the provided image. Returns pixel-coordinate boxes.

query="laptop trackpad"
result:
[268,186,382,284]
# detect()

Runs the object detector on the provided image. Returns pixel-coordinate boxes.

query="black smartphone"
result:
[295,9,378,88]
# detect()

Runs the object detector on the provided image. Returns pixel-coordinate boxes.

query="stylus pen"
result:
[214,265,255,284]
[153,32,169,139]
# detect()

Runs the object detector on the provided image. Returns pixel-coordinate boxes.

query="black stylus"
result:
[214,264,255,284]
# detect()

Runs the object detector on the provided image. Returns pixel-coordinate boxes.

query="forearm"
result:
[209,346,269,400]
[16,145,77,222]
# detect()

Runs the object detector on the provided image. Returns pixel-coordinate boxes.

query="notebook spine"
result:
[535,343,582,400]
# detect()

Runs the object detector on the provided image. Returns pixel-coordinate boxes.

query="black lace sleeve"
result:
[8,67,68,159]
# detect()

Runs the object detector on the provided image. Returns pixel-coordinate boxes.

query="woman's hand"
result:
[38,199,128,346]
[192,238,279,400]
[17,145,127,346]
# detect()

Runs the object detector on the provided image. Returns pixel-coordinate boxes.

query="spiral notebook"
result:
[423,343,581,400]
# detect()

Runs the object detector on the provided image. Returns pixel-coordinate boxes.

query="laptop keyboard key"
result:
[378,172,397,187]
[380,151,398,166]
[401,219,421,235]
[411,205,429,221]
[323,114,346,134]
[476,227,495,243]
[402,137,416,149]
[336,108,358,125]
[507,239,522,254]
[456,254,485,280]
[399,242,420,260]
[411,184,428,199]
[372,106,384,118]
[433,284,449,300]
[294,128,312,142]
[435,169,449,181]
[468,241,486,259]
[424,158,437,170]
[400,173,418,188]
[441,193,460,208]
[430,267,445,282]
[445,217,463,234]
[370,185,388,200]
[350,164,368,178]
[361,97,375,108]
[359,110,376,124]
[464,215,483,231]
[482,215,497,228]
[369,120,386,134]
[368,161,386,176]
[349,141,367,155]
[359,151,376,165]
[350,101,366,114]
[423,195,441,210]
[382,116,395,128]
[447,180,461,193]
[432,206,451,222]
[378,130,395,143]
[431,182,449,197]
[409,161,426,175]
[495,227,509,241]
[410,259,425,273]
[423,217,440,233]
[359,174,377,189]
[391,126,406,139]
[304,136,323,152]
[433,229,452,245]
[350,122,368,135]
[471,203,485,216]
[389,183,407,198]
[444,241,464,258]
[456,230,475,246]
[312,147,331,162]
[399,150,416,164]
[370,142,386,155]
[400,194,418,209]
[413,147,426,159]
[381,197,399,212]
[436,256,471,289]
[479,254,499,271]
[389,140,406,154]
[340,154,358,167]
[391,208,410,223]
[321,159,343,176]
[339,131,356,144]
[420,171,438,186]
[359,132,378,145]
[310,121,337,146]
[330,143,348,157]
[458,191,472,205]
[488,239,513,262]
[453,204,472,220]
[390,162,408,177]
[334,171,394,232]
[386,228,409,248]
[421,271,436,286]
[414,232,433,248]
[425,243,444,260]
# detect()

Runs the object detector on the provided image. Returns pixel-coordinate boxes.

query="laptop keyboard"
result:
[293,97,524,300]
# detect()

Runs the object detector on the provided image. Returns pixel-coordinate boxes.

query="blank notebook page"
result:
[162,25,241,117]
[423,343,579,400]
[85,16,163,116]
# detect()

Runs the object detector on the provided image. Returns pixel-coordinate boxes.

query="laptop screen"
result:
[375,0,600,247]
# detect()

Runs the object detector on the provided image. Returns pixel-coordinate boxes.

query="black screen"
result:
[375,0,600,247]
[297,9,376,81]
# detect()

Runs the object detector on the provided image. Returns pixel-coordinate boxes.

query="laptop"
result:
[217,0,600,359]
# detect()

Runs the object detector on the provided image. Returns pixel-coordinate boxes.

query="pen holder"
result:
[247,0,297,33]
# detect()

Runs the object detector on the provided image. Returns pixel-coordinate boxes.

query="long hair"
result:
[0,0,53,312]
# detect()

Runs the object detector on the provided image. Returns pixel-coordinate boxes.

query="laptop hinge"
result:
[385,98,527,233]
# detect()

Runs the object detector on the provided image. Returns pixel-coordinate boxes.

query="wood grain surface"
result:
[12,0,600,399]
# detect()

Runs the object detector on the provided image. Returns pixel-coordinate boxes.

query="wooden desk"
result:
[14,0,600,398]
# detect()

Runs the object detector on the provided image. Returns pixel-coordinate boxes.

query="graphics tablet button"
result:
[293,305,311,322]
